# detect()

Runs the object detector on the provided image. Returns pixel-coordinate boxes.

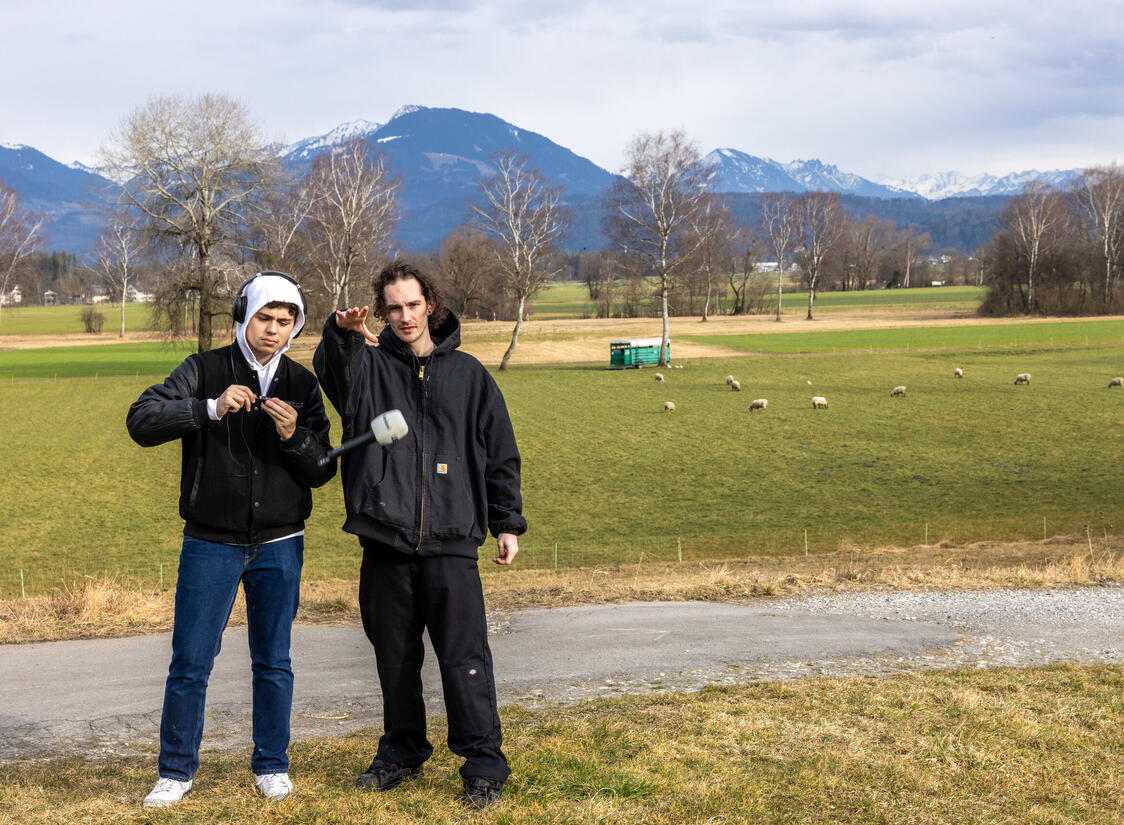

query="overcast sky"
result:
[2,0,1121,181]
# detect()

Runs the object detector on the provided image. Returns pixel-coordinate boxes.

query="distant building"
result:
[127,285,154,302]
[0,285,21,306]
[43,290,57,305]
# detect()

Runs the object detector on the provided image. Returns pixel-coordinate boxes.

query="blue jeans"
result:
[158,535,303,780]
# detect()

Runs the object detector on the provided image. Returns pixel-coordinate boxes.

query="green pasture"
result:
[684,318,1124,354]
[1,319,1123,596]
[529,280,598,318]
[529,282,986,320]
[778,284,986,312]
[0,303,159,336]
[0,342,195,381]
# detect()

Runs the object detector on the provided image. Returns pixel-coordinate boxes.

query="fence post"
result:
[676,536,682,563]
[804,529,808,555]
[20,568,25,600]
[553,543,558,570]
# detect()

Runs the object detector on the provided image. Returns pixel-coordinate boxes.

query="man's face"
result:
[244,306,296,364]
[382,277,434,353]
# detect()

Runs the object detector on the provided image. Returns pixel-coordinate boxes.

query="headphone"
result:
[232,270,308,338]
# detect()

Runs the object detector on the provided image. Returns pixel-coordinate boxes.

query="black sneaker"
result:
[355,758,423,791]
[461,776,504,809]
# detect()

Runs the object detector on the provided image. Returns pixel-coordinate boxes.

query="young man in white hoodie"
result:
[127,271,336,807]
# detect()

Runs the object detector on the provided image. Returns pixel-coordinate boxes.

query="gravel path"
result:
[0,586,1120,762]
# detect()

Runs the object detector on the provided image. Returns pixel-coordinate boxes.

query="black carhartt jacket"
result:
[126,346,336,544]
[314,311,526,558]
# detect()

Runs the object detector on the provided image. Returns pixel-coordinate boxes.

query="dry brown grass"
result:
[1,536,1120,646]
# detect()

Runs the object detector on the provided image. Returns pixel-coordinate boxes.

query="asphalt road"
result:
[1,591,1119,762]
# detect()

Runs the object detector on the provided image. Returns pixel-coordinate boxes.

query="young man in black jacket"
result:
[314,259,525,810]
[127,272,336,808]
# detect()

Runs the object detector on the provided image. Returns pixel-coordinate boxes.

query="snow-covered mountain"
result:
[282,117,383,161]
[881,168,1082,199]
[705,148,916,198]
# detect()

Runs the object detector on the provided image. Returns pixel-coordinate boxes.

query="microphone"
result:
[318,409,409,466]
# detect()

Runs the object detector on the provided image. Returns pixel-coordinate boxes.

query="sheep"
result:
[725,375,735,386]
[749,398,768,411]
[663,401,676,413]
[954,367,963,378]
[811,396,828,409]
[730,380,741,392]
[654,372,664,382]
[1014,373,1031,385]
[890,385,906,397]
[1110,377,1123,388]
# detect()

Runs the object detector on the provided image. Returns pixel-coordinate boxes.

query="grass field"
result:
[683,317,1124,353]
[1,319,1122,596]
[1,664,1120,824]
[529,281,988,319]
[0,342,195,380]
[0,303,158,336]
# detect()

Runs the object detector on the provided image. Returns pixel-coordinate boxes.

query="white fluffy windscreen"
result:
[234,274,306,358]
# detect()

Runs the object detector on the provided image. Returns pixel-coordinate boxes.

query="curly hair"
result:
[371,259,449,327]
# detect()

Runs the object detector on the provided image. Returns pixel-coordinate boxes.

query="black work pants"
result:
[358,543,509,783]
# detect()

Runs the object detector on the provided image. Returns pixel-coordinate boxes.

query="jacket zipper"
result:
[413,360,427,552]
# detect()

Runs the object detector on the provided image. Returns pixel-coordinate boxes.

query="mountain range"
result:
[0,106,1088,254]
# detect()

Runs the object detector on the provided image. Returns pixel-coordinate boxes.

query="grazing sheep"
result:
[1110,377,1123,388]
[730,380,741,392]
[725,375,735,386]
[663,401,675,413]
[749,399,768,411]
[1014,373,1031,385]
[891,385,906,397]
[654,372,664,382]
[954,367,963,378]
[811,396,828,409]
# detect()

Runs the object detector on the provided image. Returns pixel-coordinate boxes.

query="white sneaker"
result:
[254,772,294,801]
[143,776,193,808]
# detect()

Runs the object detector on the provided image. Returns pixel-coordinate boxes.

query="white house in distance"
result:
[0,285,21,306]
[127,285,154,302]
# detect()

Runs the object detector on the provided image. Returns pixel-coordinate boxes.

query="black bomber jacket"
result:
[125,346,337,544]
[313,310,526,558]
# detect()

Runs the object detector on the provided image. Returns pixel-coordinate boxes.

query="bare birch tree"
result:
[474,151,568,370]
[252,175,315,274]
[1004,182,1065,312]
[0,182,45,327]
[795,192,845,320]
[95,212,144,337]
[606,130,712,365]
[759,192,799,321]
[726,225,759,315]
[1070,164,1124,305]
[100,93,276,352]
[894,225,932,289]
[303,137,399,309]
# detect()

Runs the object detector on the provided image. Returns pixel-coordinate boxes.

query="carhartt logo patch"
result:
[437,463,448,474]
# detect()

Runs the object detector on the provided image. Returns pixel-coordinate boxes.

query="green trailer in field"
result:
[609,337,669,368]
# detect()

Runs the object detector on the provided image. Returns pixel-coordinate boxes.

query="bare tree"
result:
[726,225,759,315]
[1004,182,1066,312]
[1070,164,1124,304]
[474,151,568,371]
[686,196,733,322]
[849,215,894,290]
[0,182,45,327]
[759,192,799,321]
[606,130,712,365]
[303,137,399,309]
[433,225,500,318]
[95,212,144,337]
[100,93,276,352]
[251,175,315,274]
[795,192,845,320]
[894,225,933,289]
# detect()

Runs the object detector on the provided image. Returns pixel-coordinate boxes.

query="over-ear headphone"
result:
[232,270,308,338]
